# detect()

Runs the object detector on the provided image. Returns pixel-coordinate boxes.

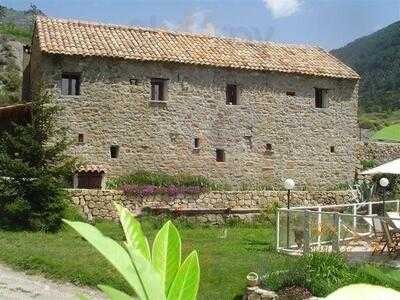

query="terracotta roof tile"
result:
[35,16,359,79]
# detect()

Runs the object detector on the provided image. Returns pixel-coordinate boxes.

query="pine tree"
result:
[0,86,75,231]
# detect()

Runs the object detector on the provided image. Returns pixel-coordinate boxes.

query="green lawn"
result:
[0,220,290,300]
[1,218,398,299]
[372,123,400,142]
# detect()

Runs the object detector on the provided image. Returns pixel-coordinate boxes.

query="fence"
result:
[276,200,400,255]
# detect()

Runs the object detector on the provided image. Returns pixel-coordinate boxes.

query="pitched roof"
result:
[35,16,359,79]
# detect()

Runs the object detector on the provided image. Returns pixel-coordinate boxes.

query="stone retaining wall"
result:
[358,141,400,165]
[68,189,354,222]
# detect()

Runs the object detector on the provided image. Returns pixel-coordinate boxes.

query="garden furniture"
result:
[381,219,400,255]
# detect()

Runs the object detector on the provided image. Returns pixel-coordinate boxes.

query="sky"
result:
[3,0,400,50]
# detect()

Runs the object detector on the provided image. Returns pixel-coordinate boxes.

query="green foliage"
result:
[361,159,377,170]
[256,201,281,226]
[106,170,221,190]
[0,86,74,231]
[0,62,22,106]
[0,23,31,42]
[64,203,200,300]
[332,21,400,113]
[372,123,400,142]
[265,252,400,297]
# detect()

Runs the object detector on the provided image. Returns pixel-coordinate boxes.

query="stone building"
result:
[26,16,360,189]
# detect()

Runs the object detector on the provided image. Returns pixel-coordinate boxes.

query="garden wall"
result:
[68,189,354,223]
[358,141,400,165]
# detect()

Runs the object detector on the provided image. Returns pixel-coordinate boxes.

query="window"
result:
[78,133,84,143]
[330,146,335,153]
[216,149,225,162]
[151,78,167,101]
[130,78,138,85]
[61,73,80,95]
[226,84,238,105]
[110,145,119,158]
[315,88,328,108]
[266,143,273,152]
[194,138,200,149]
[286,91,296,96]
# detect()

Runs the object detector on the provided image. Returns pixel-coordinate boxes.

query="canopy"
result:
[360,158,400,175]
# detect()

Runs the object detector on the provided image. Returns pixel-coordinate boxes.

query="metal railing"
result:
[276,199,400,254]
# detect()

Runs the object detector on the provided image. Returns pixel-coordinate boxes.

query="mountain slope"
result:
[331,21,400,113]
[0,5,41,106]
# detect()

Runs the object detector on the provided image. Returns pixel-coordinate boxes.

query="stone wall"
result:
[358,141,400,165]
[68,189,354,222]
[31,41,359,188]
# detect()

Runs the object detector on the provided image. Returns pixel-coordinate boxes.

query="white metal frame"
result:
[276,200,400,254]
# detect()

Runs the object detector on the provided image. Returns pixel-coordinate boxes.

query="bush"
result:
[0,86,75,231]
[264,252,400,297]
[361,159,377,170]
[265,253,353,297]
[107,170,217,189]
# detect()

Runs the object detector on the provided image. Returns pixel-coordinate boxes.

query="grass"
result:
[372,123,400,142]
[0,219,278,300]
[0,217,399,299]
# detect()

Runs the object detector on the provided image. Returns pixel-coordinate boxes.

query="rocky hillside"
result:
[0,35,23,106]
[331,21,400,113]
[0,5,41,106]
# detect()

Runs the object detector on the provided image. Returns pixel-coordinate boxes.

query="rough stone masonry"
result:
[27,17,360,189]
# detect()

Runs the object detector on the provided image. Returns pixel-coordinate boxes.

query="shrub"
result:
[265,253,353,297]
[0,86,75,231]
[361,159,377,170]
[107,170,217,189]
[264,253,400,297]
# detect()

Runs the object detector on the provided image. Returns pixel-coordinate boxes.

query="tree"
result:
[0,86,75,231]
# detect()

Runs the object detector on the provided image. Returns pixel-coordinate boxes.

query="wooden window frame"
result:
[151,78,168,101]
[61,73,81,95]
[315,88,328,108]
[226,84,238,105]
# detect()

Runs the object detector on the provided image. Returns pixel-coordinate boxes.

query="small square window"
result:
[330,146,335,153]
[78,133,84,143]
[110,145,119,158]
[266,143,273,152]
[216,149,225,162]
[226,84,238,105]
[315,88,328,108]
[151,78,168,101]
[194,138,200,149]
[286,91,295,96]
[130,78,138,85]
[61,73,81,95]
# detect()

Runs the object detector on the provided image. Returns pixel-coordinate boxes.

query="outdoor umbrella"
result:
[360,158,400,175]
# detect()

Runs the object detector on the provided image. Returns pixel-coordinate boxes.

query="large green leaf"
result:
[152,221,181,293]
[98,285,134,300]
[125,245,166,299]
[167,251,200,300]
[64,220,165,300]
[114,203,151,260]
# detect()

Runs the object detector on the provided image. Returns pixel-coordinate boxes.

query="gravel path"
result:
[0,264,106,300]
